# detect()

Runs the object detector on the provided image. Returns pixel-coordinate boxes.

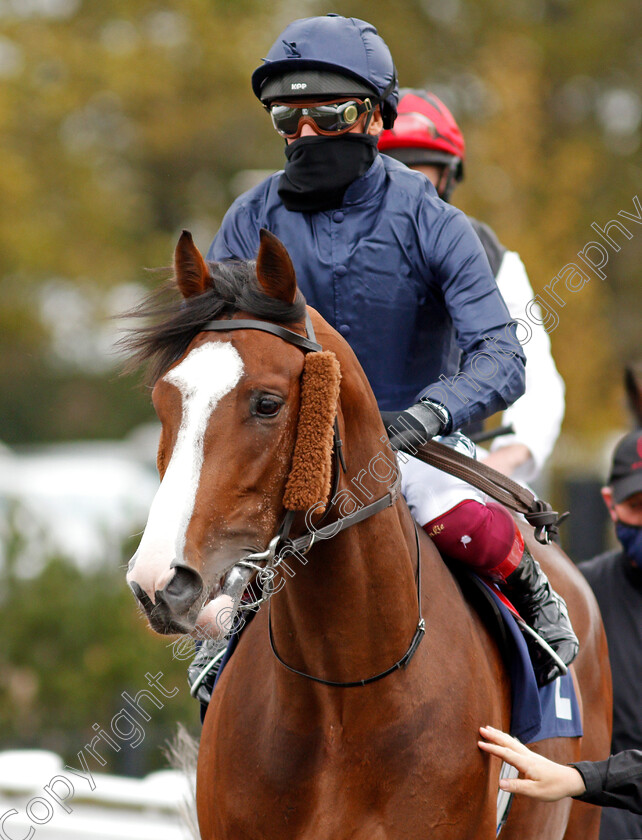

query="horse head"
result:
[125,229,344,637]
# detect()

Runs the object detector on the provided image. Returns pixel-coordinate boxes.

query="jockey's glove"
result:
[381,399,452,455]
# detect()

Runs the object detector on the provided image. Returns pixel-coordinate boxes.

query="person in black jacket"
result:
[477,433,642,826]
[478,725,642,815]
[579,428,642,839]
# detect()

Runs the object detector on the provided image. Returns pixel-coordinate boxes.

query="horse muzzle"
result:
[129,562,204,635]
[128,554,261,637]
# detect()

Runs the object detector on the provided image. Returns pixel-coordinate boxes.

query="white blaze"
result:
[128,342,244,600]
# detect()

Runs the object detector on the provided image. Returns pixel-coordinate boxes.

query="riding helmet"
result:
[251,14,399,129]
[378,89,466,181]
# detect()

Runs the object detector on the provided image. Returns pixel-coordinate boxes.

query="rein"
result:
[202,312,426,686]
[411,439,567,545]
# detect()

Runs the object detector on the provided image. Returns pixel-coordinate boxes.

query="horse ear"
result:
[174,230,211,298]
[256,228,297,304]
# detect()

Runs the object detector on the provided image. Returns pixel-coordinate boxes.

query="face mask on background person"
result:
[616,521,642,567]
[603,430,642,568]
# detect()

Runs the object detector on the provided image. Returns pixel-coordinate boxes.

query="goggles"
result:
[269,98,374,138]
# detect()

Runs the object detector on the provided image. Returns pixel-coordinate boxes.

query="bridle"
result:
[201,312,426,687]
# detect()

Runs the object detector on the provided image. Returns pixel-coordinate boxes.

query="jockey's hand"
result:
[381,400,452,454]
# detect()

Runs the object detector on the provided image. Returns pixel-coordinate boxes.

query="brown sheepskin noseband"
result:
[283,350,342,513]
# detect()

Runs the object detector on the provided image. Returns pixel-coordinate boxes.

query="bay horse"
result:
[125,229,611,839]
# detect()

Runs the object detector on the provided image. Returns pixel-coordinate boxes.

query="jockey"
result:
[189,14,578,704]
[378,89,566,482]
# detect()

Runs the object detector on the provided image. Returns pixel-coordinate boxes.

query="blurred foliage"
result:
[0,529,199,775]
[0,0,640,444]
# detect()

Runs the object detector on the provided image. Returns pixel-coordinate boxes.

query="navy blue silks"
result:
[209,155,526,431]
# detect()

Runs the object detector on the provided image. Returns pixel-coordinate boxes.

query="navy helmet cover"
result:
[251,14,398,128]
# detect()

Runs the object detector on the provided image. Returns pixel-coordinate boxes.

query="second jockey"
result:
[190,14,578,704]
[378,89,566,483]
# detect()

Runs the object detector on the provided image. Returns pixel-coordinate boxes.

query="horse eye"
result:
[254,395,283,418]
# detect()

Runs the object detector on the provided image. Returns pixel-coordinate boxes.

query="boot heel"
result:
[503,548,579,686]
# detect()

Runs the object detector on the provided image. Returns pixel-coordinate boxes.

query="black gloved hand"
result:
[381,399,452,454]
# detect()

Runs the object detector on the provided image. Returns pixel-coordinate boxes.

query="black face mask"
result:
[278,134,379,213]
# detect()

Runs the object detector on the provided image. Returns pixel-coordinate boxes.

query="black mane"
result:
[120,258,307,383]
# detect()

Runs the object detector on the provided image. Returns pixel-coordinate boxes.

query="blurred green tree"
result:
[0,525,199,775]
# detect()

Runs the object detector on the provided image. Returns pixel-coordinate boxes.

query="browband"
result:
[202,318,321,353]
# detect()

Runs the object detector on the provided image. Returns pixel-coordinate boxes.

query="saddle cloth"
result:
[468,572,583,744]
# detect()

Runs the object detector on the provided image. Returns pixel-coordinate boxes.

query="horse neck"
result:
[269,347,421,691]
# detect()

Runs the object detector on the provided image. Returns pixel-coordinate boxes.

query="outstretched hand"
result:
[478,726,586,801]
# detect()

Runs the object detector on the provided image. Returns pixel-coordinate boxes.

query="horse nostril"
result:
[130,581,153,611]
[160,565,204,615]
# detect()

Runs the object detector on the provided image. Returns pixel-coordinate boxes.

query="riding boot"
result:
[502,546,579,686]
[187,640,227,707]
[187,597,259,708]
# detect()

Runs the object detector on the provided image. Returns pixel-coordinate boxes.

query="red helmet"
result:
[379,89,465,195]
